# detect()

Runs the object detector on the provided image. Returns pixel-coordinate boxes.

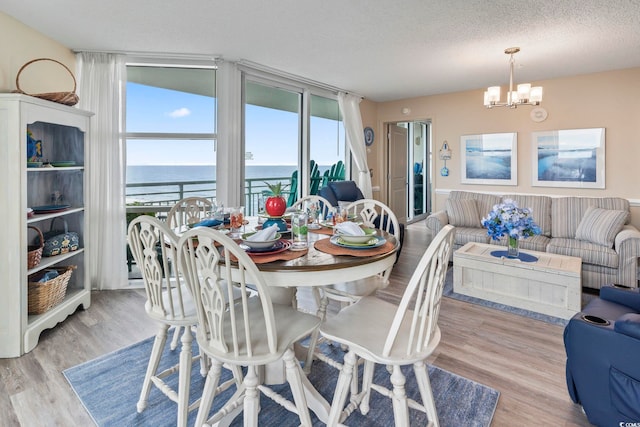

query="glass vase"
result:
[507,236,519,258]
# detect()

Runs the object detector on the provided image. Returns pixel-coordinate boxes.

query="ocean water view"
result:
[126,164,331,209]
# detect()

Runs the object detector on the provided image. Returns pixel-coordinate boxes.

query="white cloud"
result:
[167,107,191,118]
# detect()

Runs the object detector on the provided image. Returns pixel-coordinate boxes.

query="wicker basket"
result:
[27,225,44,269]
[13,58,79,106]
[28,265,75,314]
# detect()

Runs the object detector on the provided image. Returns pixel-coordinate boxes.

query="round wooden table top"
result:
[254,228,398,272]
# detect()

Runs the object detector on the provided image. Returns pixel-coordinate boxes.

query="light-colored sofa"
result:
[426,191,640,290]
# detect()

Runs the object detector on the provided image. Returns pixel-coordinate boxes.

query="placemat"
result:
[227,248,308,264]
[314,237,395,257]
[309,226,334,236]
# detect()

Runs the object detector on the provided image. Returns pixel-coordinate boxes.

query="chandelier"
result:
[483,47,543,108]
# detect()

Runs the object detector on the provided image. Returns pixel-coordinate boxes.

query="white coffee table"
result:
[453,242,582,319]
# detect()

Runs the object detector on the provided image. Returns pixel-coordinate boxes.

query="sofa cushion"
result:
[503,194,552,237]
[575,206,627,248]
[548,237,619,268]
[552,197,630,238]
[450,191,502,221]
[446,199,481,227]
[453,227,490,246]
[490,234,551,253]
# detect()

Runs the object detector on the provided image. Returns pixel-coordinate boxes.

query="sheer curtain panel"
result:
[338,92,371,198]
[76,52,128,290]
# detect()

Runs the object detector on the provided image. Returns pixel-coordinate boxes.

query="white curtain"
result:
[338,92,372,198]
[76,52,128,290]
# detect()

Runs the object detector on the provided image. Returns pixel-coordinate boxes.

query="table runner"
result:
[314,237,395,257]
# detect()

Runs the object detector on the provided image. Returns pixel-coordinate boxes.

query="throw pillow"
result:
[446,199,481,228]
[575,206,627,248]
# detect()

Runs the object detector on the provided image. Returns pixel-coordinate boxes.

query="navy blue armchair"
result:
[564,285,640,426]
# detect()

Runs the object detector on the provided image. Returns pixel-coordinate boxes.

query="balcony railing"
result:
[126,177,292,216]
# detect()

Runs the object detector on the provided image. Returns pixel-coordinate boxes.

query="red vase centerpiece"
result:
[263,182,288,232]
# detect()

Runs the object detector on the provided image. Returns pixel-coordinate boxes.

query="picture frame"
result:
[531,128,605,188]
[460,132,517,185]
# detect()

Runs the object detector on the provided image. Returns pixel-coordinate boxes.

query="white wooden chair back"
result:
[177,227,280,361]
[167,197,213,229]
[127,215,192,324]
[345,199,401,242]
[290,194,332,220]
[382,225,455,358]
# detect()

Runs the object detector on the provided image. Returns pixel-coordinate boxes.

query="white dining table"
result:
[229,225,399,424]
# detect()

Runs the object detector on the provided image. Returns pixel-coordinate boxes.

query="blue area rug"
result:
[443,268,577,326]
[64,334,499,426]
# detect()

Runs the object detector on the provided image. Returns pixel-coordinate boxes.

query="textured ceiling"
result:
[2,0,640,101]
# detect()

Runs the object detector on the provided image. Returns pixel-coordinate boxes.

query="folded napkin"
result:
[193,218,223,228]
[334,221,365,236]
[248,224,279,241]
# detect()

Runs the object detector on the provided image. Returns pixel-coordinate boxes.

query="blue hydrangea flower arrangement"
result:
[481,199,541,241]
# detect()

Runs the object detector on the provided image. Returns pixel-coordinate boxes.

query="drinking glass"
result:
[291,211,309,249]
[306,201,320,229]
[230,206,245,237]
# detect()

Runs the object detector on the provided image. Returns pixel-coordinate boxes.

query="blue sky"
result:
[126,83,344,166]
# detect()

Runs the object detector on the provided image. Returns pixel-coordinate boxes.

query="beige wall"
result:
[0,12,76,94]
[366,68,640,228]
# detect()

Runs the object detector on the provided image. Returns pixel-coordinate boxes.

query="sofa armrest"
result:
[600,285,640,311]
[614,225,640,287]
[614,313,640,340]
[425,210,448,237]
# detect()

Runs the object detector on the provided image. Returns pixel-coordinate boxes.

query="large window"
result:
[125,65,217,207]
[242,76,345,214]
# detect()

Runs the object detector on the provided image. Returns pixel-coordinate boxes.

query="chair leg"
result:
[195,360,223,427]
[359,360,375,415]
[170,326,182,350]
[327,350,357,427]
[414,361,439,427]
[390,365,409,427]
[243,366,260,427]
[304,293,328,374]
[283,348,313,426]
[137,324,169,412]
[177,328,194,427]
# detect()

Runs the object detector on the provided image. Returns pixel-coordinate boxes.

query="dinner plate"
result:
[32,204,71,214]
[239,239,291,255]
[329,234,386,249]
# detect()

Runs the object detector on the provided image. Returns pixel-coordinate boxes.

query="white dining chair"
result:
[290,194,332,221]
[177,226,322,427]
[320,225,455,427]
[166,196,214,230]
[127,215,201,427]
[305,198,402,372]
[167,196,236,353]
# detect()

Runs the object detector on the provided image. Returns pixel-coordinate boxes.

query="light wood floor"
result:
[0,221,592,426]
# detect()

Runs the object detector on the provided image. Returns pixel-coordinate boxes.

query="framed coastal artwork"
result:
[460,132,517,185]
[531,128,605,188]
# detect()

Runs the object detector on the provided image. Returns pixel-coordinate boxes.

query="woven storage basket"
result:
[28,265,75,314]
[13,58,79,106]
[27,225,44,269]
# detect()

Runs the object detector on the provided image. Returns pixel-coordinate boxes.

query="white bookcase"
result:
[0,94,93,358]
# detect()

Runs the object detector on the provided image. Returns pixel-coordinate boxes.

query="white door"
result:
[387,124,407,223]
